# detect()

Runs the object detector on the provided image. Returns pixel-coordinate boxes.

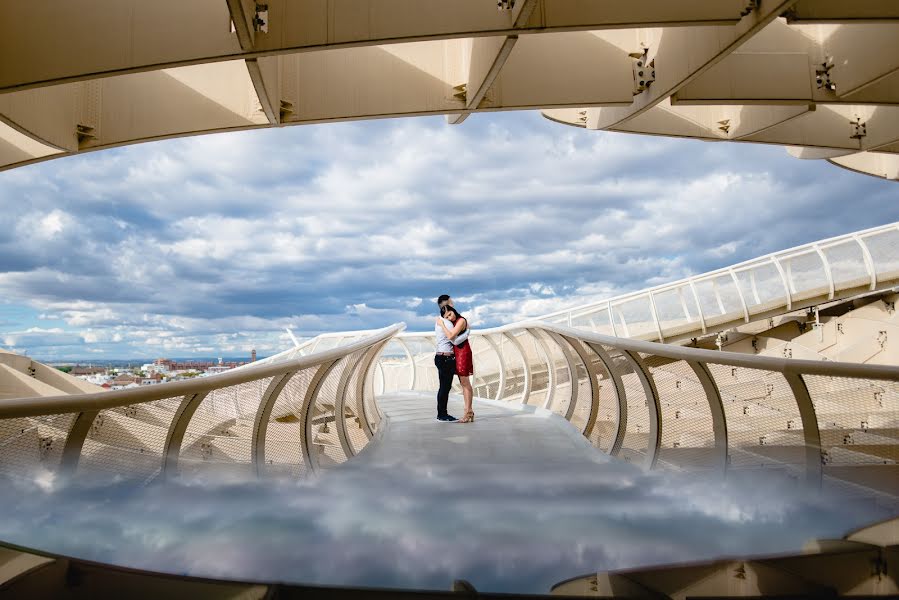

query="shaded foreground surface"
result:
[0,393,893,594]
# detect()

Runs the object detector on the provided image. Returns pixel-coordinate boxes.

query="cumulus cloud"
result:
[0,111,897,359]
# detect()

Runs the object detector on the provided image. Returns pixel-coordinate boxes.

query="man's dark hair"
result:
[437,294,451,307]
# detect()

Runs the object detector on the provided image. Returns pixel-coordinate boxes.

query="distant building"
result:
[110,374,141,390]
[70,366,106,377]
[139,373,164,386]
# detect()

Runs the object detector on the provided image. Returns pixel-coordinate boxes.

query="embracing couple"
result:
[434,294,475,423]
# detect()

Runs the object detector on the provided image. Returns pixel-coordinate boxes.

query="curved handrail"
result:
[0,324,404,419]
[386,320,899,498]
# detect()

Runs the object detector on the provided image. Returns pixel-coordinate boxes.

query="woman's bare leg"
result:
[459,375,473,418]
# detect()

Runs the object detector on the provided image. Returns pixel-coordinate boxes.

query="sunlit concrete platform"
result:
[354,392,606,473]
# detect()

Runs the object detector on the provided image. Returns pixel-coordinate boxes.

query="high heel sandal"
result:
[460,411,475,423]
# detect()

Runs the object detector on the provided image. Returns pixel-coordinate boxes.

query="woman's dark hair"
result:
[440,305,466,330]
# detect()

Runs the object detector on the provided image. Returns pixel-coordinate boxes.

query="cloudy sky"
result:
[1,111,897,360]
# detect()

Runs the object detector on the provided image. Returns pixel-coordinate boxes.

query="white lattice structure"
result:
[1,1,897,179]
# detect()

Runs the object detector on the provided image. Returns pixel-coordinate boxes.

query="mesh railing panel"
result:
[863,228,899,281]
[823,240,871,291]
[570,307,614,335]
[409,337,438,392]
[611,296,656,340]
[344,355,369,456]
[262,369,315,478]
[538,331,572,417]
[364,360,379,431]
[517,331,548,407]
[693,276,744,329]
[653,287,699,340]
[567,341,599,436]
[472,338,501,400]
[378,340,412,393]
[0,413,75,479]
[805,374,899,471]
[734,261,789,312]
[783,250,829,302]
[179,378,273,478]
[493,333,526,403]
[311,356,349,469]
[583,342,618,454]
[595,345,648,465]
[468,337,491,399]
[79,397,181,482]
[645,358,717,472]
[707,364,803,473]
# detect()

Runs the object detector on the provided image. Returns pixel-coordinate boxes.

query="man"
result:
[434,293,457,422]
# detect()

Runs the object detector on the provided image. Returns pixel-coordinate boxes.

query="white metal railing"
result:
[384,321,899,501]
[535,222,899,342]
[0,325,403,483]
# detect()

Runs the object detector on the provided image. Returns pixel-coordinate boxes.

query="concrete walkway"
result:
[353,392,606,472]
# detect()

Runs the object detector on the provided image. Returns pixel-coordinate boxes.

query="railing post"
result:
[853,234,877,291]
[302,360,341,474]
[396,338,416,391]
[688,280,707,334]
[332,354,362,460]
[162,391,209,478]
[352,341,387,439]
[575,341,624,456]
[530,329,556,411]
[251,371,298,477]
[503,331,531,405]
[559,336,600,439]
[771,255,793,310]
[783,371,823,489]
[648,292,665,342]
[59,410,99,478]
[728,268,750,323]
[813,244,835,300]
[686,361,728,477]
[621,350,661,471]
[483,334,506,402]
[543,331,579,421]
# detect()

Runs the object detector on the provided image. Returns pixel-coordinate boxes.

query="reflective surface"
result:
[0,395,890,594]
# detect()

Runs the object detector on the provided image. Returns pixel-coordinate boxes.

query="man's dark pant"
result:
[434,354,456,418]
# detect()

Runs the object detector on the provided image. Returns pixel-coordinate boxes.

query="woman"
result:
[436,305,474,423]
[433,306,458,422]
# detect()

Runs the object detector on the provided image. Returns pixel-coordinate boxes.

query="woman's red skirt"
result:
[453,340,473,376]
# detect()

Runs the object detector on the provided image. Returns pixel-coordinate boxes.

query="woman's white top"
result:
[435,319,454,353]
